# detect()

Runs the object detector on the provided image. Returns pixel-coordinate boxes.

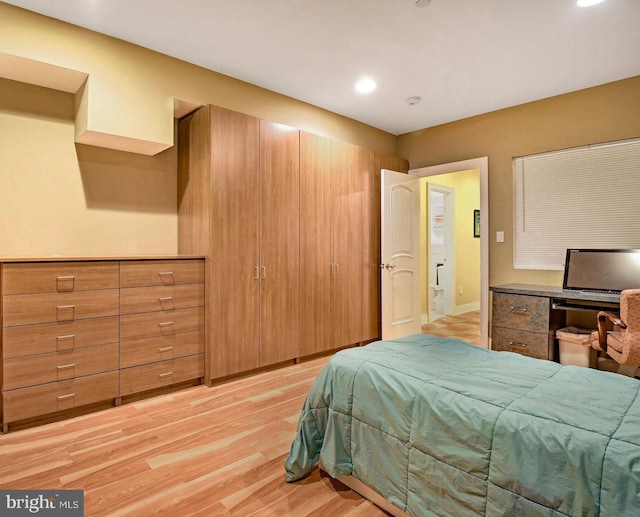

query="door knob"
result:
[380,263,397,270]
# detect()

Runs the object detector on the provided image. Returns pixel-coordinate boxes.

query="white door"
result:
[381,169,421,339]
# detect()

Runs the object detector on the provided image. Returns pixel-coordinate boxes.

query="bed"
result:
[284,334,640,516]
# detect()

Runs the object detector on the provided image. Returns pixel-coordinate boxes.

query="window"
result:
[514,138,640,270]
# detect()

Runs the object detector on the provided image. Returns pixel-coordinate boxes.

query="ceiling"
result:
[5,0,640,135]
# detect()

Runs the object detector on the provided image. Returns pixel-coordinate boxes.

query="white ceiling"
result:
[5,0,640,135]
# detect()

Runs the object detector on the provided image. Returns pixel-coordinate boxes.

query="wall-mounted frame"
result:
[474,209,480,238]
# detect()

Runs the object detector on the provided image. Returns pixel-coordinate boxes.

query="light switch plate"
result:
[496,231,505,243]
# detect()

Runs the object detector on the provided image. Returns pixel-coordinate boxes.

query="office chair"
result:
[590,289,640,371]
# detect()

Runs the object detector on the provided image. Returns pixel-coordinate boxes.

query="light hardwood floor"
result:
[0,356,388,516]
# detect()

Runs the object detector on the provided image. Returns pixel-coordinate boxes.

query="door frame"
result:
[410,157,489,349]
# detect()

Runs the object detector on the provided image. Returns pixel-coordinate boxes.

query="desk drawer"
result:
[120,355,203,396]
[492,293,550,334]
[120,284,204,315]
[3,343,119,390]
[120,331,204,368]
[3,290,119,326]
[120,260,204,288]
[3,371,119,423]
[2,262,119,295]
[491,327,550,360]
[120,307,204,341]
[3,317,119,358]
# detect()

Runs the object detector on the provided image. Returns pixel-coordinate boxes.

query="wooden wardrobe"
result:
[178,105,408,382]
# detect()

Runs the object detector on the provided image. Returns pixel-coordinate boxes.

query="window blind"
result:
[514,138,640,270]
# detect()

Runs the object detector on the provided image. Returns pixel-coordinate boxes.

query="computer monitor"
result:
[563,249,640,293]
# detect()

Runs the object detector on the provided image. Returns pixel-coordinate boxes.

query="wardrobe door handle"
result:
[57,393,75,400]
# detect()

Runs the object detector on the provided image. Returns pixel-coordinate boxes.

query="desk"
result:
[490,284,620,361]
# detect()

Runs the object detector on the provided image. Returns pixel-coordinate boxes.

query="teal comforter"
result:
[284,334,640,516]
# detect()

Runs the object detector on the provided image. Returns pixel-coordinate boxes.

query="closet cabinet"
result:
[299,132,364,355]
[177,106,300,380]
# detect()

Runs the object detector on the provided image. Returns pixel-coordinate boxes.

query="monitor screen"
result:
[563,249,640,293]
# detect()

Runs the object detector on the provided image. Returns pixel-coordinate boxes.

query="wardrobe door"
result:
[332,140,364,347]
[210,106,260,378]
[259,121,300,366]
[299,132,334,356]
[361,151,409,342]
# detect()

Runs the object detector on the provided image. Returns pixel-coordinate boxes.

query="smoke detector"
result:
[415,0,431,7]
[406,96,421,106]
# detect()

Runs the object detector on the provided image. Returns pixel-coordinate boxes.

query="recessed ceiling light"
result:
[415,0,431,7]
[407,96,421,106]
[355,77,377,94]
[577,0,606,6]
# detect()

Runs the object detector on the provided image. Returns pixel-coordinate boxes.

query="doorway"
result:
[411,157,489,349]
[426,183,455,322]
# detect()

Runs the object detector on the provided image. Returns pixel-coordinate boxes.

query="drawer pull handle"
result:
[509,341,528,348]
[56,275,75,291]
[159,321,174,327]
[57,305,76,310]
[57,334,75,340]
[158,372,173,378]
[159,271,175,285]
[158,346,174,352]
[510,306,528,314]
[159,297,174,302]
[57,393,75,400]
[56,363,76,370]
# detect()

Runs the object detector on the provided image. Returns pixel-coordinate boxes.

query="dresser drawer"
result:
[3,371,119,423]
[492,293,550,333]
[120,307,204,341]
[3,317,119,358]
[120,355,204,396]
[120,260,204,288]
[3,289,119,327]
[3,343,118,390]
[120,330,205,368]
[120,283,204,315]
[2,262,119,295]
[491,326,550,360]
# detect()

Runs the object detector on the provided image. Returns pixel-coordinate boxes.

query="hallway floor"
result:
[422,310,481,346]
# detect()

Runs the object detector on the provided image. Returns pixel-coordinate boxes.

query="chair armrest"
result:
[597,311,626,329]
[595,311,626,352]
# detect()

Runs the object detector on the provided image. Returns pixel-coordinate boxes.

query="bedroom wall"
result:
[0,79,177,256]
[0,2,398,257]
[397,75,640,288]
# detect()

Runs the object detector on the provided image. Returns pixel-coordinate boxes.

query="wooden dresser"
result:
[0,257,205,432]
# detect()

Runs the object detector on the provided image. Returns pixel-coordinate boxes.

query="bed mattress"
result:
[284,334,640,516]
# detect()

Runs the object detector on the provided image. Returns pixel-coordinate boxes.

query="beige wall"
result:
[419,170,481,315]
[0,3,398,257]
[0,79,177,256]
[398,75,640,288]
